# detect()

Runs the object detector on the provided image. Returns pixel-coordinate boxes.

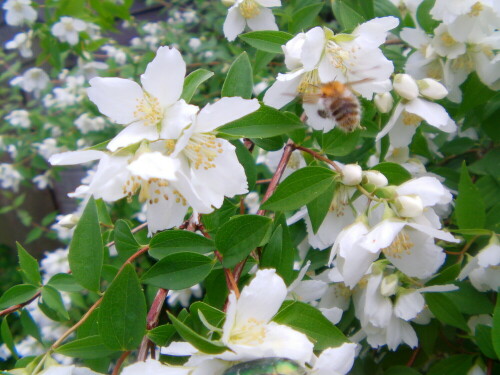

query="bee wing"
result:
[302,93,320,104]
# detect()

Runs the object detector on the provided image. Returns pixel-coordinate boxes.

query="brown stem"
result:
[112,351,131,375]
[0,292,41,317]
[444,235,478,260]
[256,178,272,184]
[406,346,420,367]
[294,145,343,173]
[487,358,493,375]
[137,288,169,361]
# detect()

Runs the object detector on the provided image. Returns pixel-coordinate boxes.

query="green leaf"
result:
[114,220,140,258]
[215,215,273,268]
[475,325,498,359]
[416,0,439,33]
[331,0,366,31]
[0,284,39,309]
[41,286,69,320]
[273,300,347,350]
[190,302,226,331]
[239,31,294,53]
[221,52,253,99]
[427,354,473,375]
[455,162,486,230]
[424,293,469,332]
[68,196,103,292]
[493,295,500,358]
[16,243,41,286]
[426,263,461,286]
[374,0,402,19]
[55,336,116,359]
[47,273,84,293]
[1,318,18,359]
[149,230,215,260]
[290,3,324,33]
[233,140,257,190]
[446,282,494,315]
[201,199,239,233]
[371,162,412,185]
[141,252,214,290]
[147,324,176,347]
[20,310,42,343]
[321,128,362,156]
[168,312,227,354]
[261,167,336,211]
[98,264,147,350]
[261,226,295,284]
[306,183,335,233]
[218,106,304,139]
[181,68,214,102]
[95,199,112,226]
[458,73,497,116]
[384,366,421,375]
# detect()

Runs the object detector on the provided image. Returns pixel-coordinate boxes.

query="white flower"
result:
[393,74,420,100]
[430,0,499,25]
[188,37,202,50]
[363,170,388,187]
[417,78,448,99]
[374,92,393,113]
[88,46,198,152]
[74,113,107,134]
[431,23,466,59]
[223,0,281,42]
[5,109,30,129]
[102,45,127,65]
[458,236,500,292]
[40,248,70,283]
[3,0,36,26]
[341,164,362,186]
[34,138,61,160]
[5,31,33,58]
[0,163,23,192]
[121,359,190,375]
[309,343,357,375]
[11,67,50,95]
[167,285,203,307]
[40,365,104,375]
[51,17,87,45]
[220,269,314,364]
[33,172,52,189]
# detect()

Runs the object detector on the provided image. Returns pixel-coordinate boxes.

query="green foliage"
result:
[222,52,253,99]
[149,230,215,259]
[455,162,486,230]
[239,31,294,53]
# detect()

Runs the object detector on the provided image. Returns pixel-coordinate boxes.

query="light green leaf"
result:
[142,252,214,290]
[290,3,324,33]
[99,264,146,350]
[41,286,69,320]
[190,302,225,331]
[16,243,41,286]
[261,167,336,211]
[239,31,294,53]
[218,106,304,139]
[215,215,273,268]
[416,0,439,33]
[68,196,103,292]
[181,68,214,102]
[424,293,469,332]
[1,318,18,359]
[221,52,253,99]
[47,273,84,293]
[149,230,215,260]
[455,162,486,230]
[20,310,43,343]
[0,284,39,309]
[147,324,176,347]
[321,128,362,156]
[114,220,140,258]
[55,336,116,359]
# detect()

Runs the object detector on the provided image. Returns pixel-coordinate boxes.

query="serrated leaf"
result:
[16,243,41,286]
[47,273,84,293]
[262,167,336,211]
[455,162,485,230]
[0,284,39,309]
[168,312,227,354]
[215,215,273,268]
[306,184,335,233]
[427,354,473,375]
[371,162,412,185]
[41,286,69,320]
[114,220,140,258]
[141,252,214,290]
[99,264,146,350]
[239,31,293,53]
[424,293,469,332]
[69,197,103,292]
[149,230,215,260]
[273,300,347,350]
[147,324,176,347]
[55,336,116,359]
[218,106,304,139]
[221,52,253,99]
[181,68,214,102]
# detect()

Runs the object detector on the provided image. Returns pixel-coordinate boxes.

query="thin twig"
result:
[406,346,420,367]
[112,351,131,375]
[294,145,343,173]
[256,178,272,184]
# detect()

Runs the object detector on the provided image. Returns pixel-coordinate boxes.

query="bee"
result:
[303,80,367,133]
[223,358,306,375]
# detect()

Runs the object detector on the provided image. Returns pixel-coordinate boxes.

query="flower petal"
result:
[313,343,357,375]
[146,184,189,235]
[405,97,454,130]
[87,77,143,124]
[107,121,160,152]
[49,150,105,165]
[394,291,424,321]
[301,27,325,71]
[396,176,452,206]
[223,7,246,42]
[246,7,278,31]
[160,100,199,140]
[121,359,190,375]
[263,74,302,109]
[127,152,179,181]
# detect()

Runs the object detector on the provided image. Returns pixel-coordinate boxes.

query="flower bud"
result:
[57,214,80,229]
[341,164,362,186]
[381,274,399,297]
[394,195,423,218]
[417,78,448,100]
[364,170,388,187]
[393,73,419,100]
[374,92,394,113]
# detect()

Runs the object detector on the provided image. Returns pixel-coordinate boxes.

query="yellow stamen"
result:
[382,231,413,258]
[239,0,261,19]
[134,92,163,127]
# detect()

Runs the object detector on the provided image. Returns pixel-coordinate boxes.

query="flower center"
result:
[382,230,413,258]
[123,177,187,206]
[297,69,321,94]
[183,133,223,170]
[402,111,422,126]
[239,0,261,19]
[329,185,349,216]
[440,32,457,47]
[451,53,474,71]
[13,1,24,12]
[134,92,163,127]
[326,41,351,73]
[230,318,266,345]
[469,2,483,17]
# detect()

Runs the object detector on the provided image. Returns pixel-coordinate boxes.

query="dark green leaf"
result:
[306,184,335,233]
[99,264,147,350]
[321,128,362,156]
[168,312,227,354]
[221,52,253,99]
[239,31,294,54]
[190,302,225,330]
[147,324,176,347]
[233,140,257,190]
[427,354,473,375]
[181,69,214,102]
[262,167,336,211]
[331,0,366,31]
[0,284,39,309]
[1,318,18,359]
[384,366,421,375]
[446,282,494,315]
[47,273,84,293]
[41,286,69,320]
[290,3,324,33]
[95,199,112,226]
[16,243,41,286]
[374,0,402,19]
[218,106,304,139]
[416,0,439,33]
[142,252,214,290]
[20,310,42,343]
[114,220,140,257]
[149,230,215,260]
[55,336,116,359]
[215,215,273,268]
[261,225,295,284]
[69,197,103,292]
[371,162,412,185]
[201,199,239,233]
[424,293,469,332]
[475,325,497,359]
[455,162,485,230]
[493,295,500,358]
